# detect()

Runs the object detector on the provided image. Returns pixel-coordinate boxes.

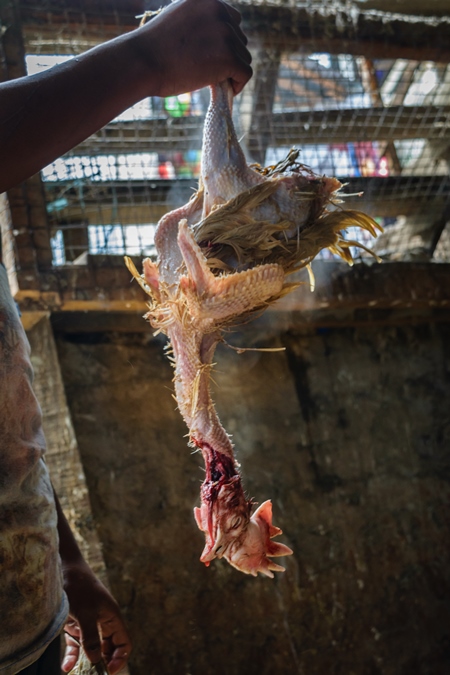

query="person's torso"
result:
[0,266,68,674]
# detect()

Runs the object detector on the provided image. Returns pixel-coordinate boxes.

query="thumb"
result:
[79,616,102,665]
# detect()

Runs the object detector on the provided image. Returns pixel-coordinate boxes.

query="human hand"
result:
[61,560,131,675]
[131,0,253,97]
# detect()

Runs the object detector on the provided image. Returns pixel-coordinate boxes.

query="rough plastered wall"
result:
[26,315,106,580]
[53,316,450,675]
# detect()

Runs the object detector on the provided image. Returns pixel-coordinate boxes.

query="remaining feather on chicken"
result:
[126,80,382,577]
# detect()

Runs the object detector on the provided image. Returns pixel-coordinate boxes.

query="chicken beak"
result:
[199,531,226,564]
[195,502,228,564]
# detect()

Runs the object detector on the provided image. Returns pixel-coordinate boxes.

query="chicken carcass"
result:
[126,81,381,577]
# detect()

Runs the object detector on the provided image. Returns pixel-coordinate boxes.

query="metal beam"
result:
[241,4,450,63]
[71,116,204,154]
[67,105,450,157]
[266,105,450,146]
[19,2,450,63]
[42,175,450,225]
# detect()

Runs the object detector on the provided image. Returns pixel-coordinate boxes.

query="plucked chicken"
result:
[126,80,381,577]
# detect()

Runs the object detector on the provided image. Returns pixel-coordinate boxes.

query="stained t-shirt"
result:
[0,266,68,674]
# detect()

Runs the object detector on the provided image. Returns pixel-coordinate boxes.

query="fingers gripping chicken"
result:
[126,81,381,577]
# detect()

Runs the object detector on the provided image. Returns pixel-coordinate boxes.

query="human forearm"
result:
[0,0,252,192]
[0,33,155,191]
[54,488,132,673]
[54,487,87,567]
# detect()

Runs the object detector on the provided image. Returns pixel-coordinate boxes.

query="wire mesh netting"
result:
[9,1,450,267]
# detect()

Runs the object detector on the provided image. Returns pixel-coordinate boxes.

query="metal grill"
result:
[3,0,450,273]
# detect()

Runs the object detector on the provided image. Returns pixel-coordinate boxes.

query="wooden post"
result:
[59,219,90,263]
[240,47,282,165]
[360,58,402,175]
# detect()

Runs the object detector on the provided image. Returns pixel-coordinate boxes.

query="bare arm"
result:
[0,0,252,191]
[54,489,132,674]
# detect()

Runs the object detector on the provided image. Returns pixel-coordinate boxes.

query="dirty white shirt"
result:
[0,266,68,674]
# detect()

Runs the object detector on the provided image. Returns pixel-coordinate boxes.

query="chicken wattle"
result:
[126,80,381,577]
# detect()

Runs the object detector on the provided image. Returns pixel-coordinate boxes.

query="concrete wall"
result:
[51,315,450,675]
[27,315,107,580]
